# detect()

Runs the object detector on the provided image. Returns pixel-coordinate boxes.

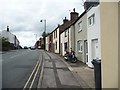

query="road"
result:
[2,49,83,89]
[2,49,40,88]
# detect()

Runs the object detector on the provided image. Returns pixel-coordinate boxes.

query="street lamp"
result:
[40,19,46,50]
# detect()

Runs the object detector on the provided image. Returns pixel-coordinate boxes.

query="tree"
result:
[0,37,10,51]
[41,32,49,50]
[42,32,49,38]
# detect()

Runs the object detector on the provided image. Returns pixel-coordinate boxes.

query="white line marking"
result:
[29,56,42,89]
[23,60,39,90]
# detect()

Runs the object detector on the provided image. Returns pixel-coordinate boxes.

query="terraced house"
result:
[60,9,79,56]
[73,11,87,64]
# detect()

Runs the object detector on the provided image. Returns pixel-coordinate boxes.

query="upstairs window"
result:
[78,21,82,32]
[65,30,67,37]
[88,14,95,26]
[56,30,57,38]
[54,32,55,39]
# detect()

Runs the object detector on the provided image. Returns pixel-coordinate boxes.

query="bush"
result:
[0,37,11,51]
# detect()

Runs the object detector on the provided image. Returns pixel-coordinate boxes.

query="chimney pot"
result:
[7,26,9,32]
[70,8,79,21]
[63,17,69,24]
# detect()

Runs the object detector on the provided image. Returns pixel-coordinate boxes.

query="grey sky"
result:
[0,0,85,47]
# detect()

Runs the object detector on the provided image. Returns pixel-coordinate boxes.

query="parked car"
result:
[37,46,41,49]
[30,46,36,50]
[24,46,28,49]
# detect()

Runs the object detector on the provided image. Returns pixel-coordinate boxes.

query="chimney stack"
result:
[70,8,79,21]
[84,0,99,10]
[7,26,9,32]
[63,17,69,24]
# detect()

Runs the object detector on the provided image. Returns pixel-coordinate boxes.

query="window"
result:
[56,41,57,50]
[64,30,67,37]
[56,30,57,38]
[88,14,95,26]
[64,42,67,50]
[78,21,82,32]
[54,32,55,38]
[77,40,82,52]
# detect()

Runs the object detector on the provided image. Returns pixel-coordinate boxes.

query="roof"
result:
[59,21,72,34]
[59,11,87,34]
[72,10,87,25]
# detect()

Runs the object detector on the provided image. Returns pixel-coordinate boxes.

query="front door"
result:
[84,40,88,63]
[92,39,99,59]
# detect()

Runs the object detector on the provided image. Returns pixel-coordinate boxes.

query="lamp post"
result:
[40,19,46,50]
[34,34,37,42]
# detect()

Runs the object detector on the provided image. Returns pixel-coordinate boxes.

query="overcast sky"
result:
[0,0,85,47]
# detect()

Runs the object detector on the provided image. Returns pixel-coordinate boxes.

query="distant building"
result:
[45,32,54,52]
[35,40,41,49]
[0,26,20,49]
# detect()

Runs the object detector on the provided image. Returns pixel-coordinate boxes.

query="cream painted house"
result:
[74,11,87,63]
[60,9,79,56]
[60,28,69,56]
[52,26,60,53]
[87,4,101,68]
[100,1,120,88]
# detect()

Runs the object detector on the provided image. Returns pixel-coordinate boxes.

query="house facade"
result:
[100,1,120,88]
[60,28,69,56]
[45,32,54,52]
[87,4,101,67]
[52,26,60,53]
[74,11,87,64]
[60,9,79,56]
[0,26,20,48]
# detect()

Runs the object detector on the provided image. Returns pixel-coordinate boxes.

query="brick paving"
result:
[58,54,95,89]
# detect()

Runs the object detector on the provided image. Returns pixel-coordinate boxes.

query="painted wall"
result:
[100,2,119,88]
[87,5,101,67]
[75,13,87,63]
[1,30,15,44]
[45,36,49,51]
[53,28,60,53]
[60,29,69,56]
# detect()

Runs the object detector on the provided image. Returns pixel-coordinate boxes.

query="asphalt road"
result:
[2,49,40,88]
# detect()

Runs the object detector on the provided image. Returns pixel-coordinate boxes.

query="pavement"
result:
[52,52,95,89]
[38,51,82,88]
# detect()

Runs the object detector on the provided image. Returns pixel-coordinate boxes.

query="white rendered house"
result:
[0,29,20,48]
[52,26,60,53]
[87,4,101,67]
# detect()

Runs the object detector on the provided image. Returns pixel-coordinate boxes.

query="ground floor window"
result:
[56,41,57,50]
[64,42,67,51]
[77,40,82,53]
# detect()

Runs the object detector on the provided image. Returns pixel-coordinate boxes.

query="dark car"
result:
[24,46,28,49]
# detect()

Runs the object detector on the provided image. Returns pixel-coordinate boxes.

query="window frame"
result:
[88,14,95,26]
[78,21,82,32]
[64,30,67,37]
[77,40,83,53]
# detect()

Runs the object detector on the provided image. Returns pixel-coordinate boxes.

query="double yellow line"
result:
[23,54,43,90]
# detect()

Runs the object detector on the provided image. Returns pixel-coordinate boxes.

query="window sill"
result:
[78,51,82,54]
[78,30,82,33]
